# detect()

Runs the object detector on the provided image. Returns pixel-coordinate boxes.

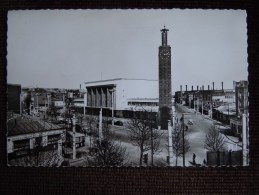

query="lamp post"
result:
[35,93,39,113]
[168,120,173,166]
[20,93,22,115]
[242,113,248,166]
[47,93,51,109]
[72,114,76,160]
[83,91,87,116]
[99,107,103,141]
[109,88,116,126]
[181,114,185,167]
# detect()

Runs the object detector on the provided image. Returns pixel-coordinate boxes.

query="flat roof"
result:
[85,78,157,85]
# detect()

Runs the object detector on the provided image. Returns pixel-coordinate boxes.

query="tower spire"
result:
[161,26,169,46]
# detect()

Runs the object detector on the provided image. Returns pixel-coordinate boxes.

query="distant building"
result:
[175,82,235,107]
[66,131,85,148]
[73,98,85,108]
[230,80,248,135]
[7,84,22,114]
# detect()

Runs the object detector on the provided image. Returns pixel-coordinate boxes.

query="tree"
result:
[46,103,59,121]
[63,97,75,131]
[127,108,163,166]
[172,123,190,166]
[24,92,32,114]
[204,125,226,151]
[87,130,128,166]
[80,113,98,149]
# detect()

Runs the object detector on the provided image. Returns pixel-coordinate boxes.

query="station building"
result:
[84,78,159,114]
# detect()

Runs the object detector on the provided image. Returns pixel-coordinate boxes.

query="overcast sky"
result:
[7,9,247,92]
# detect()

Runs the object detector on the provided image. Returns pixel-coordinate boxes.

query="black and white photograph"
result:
[6,9,248,167]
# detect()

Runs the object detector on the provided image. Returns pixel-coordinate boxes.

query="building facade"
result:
[84,78,158,111]
[7,116,65,166]
[7,84,22,114]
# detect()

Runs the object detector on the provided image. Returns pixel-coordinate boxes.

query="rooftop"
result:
[85,78,157,85]
[7,117,65,137]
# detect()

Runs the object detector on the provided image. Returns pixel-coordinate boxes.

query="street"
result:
[62,104,239,167]
[174,103,214,165]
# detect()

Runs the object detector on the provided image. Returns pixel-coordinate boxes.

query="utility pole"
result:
[109,88,116,126]
[72,114,76,160]
[210,101,213,119]
[196,97,199,114]
[151,120,154,166]
[99,107,103,141]
[168,120,173,166]
[182,114,185,167]
[242,114,247,166]
[202,100,204,118]
[63,93,65,113]
[83,92,87,116]
[20,93,22,114]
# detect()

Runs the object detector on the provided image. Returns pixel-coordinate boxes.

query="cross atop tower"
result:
[161,26,169,46]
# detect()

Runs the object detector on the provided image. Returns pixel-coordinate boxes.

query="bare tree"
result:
[127,108,163,166]
[46,102,59,121]
[24,92,32,114]
[87,129,128,166]
[172,123,190,166]
[63,97,75,131]
[204,125,226,151]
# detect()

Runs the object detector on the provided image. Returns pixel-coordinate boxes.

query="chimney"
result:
[213,82,214,90]
[208,85,210,90]
[186,85,187,91]
[197,85,199,91]
[192,86,193,91]
[222,82,224,91]
[202,85,204,91]
[80,84,81,89]
[180,85,182,91]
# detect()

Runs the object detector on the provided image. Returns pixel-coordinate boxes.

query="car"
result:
[114,120,123,126]
[187,119,193,125]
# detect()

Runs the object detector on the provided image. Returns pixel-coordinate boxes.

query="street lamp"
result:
[35,93,40,113]
[47,93,51,109]
[109,88,116,126]
[83,91,87,116]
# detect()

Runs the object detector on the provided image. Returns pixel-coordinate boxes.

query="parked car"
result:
[187,119,193,125]
[114,120,123,126]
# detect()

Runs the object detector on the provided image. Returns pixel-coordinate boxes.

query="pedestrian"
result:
[203,159,207,166]
[193,153,196,165]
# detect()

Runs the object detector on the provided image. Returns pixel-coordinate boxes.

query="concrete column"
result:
[168,120,173,166]
[101,88,105,107]
[96,88,100,107]
[58,139,62,156]
[91,88,95,107]
[73,114,76,160]
[42,136,48,146]
[87,88,91,107]
[99,108,103,141]
[30,138,35,149]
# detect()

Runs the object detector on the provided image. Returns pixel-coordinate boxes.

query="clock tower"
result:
[158,26,172,129]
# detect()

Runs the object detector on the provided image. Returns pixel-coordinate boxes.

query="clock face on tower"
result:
[159,49,171,59]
